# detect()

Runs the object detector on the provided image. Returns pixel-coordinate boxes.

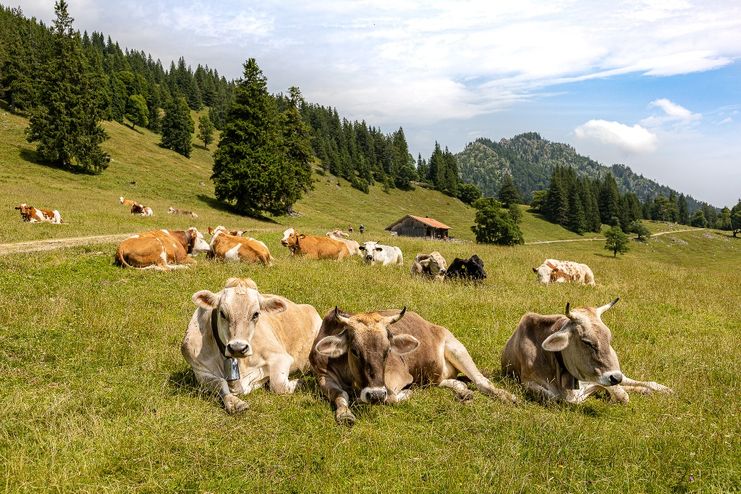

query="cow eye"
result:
[350,348,360,358]
[220,309,228,319]
[581,339,597,350]
[251,311,259,321]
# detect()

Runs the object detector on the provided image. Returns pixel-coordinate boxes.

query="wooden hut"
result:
[385,215,451,239]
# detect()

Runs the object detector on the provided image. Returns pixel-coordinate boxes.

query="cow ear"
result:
[390,334,419,355]
[532,267,538,273]
[375,247,383,252]
[314,334,349,358]
[192,290,218,309]
[260,296,287,313]
[359,245,366,251]
[542,327,571,352]
[298,234,306,239]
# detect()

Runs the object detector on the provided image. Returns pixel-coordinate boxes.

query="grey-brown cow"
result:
[501,298,672,404]
[182,278,321,414]
[310,307,517,426]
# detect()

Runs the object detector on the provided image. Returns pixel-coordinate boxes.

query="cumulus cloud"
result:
[574,120,658,154]
[641,98,701,127]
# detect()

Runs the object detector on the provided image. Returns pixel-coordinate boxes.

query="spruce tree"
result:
[498,174,522,207]
[678,194,689,224]
[197,113,214,148]
[212,60,312,215]
[567,184,587,234]
[690,210,707,227]
[160,95,193,157]
[599,173,621,224]
[731,200,741,237]
[26,0,109,173]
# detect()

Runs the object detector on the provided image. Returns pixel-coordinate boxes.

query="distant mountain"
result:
[456,132,704,211]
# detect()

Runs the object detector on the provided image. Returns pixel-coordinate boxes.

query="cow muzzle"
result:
[365,255,373,262]
[226,340,252,358]
[600,371,623,386]
[360,387,387,404]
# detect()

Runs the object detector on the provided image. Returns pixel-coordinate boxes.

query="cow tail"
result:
[114,247,131,268]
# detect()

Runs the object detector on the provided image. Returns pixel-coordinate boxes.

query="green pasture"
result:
[1,108,739,492]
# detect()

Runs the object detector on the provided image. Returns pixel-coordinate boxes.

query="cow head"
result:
[281,228,302,252]
[533,260,558,284]
[119,197,125,204]
[168,207,176,214]
[359,241,383,263]
[541,298,624,387]
[314,307,419,403]
[186,227,211,255]
[192,278,287,358]
[415,252,447,278]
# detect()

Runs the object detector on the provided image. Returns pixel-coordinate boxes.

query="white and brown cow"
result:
[281,228,350,260]
[501,298,673,404]
[119,196,138,207]
[114,227,209,271]
[209,226,273,265]
[410,251,447,280]
[182,278,322,413]
[327,230,361,256]
[15,203,62,224]
[359,241,403,266]
[168,206,198,218]
[130,203,154,216]
[310,308,517,425]
[533,259,595,286]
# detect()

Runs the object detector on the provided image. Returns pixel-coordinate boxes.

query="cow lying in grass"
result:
[114,227,209,271]
[208,226,273,265]
[327,230,361,256]
[15,203,62,224]
[310,307,517,426]
[533,259,595,286]
[168,206,198,218]
[359,241,403,266]
[445,254,486,280]
[182,278,322,414]
[130,203,154,216]
[501,298,672,404]
[281,228,351,260]
[410,252,447,280]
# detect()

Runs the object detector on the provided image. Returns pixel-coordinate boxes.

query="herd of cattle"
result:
[184,277,673,424]
[15,199,673,424]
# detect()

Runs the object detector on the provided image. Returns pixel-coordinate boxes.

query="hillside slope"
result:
[1,109,605,244]
[456,133,703,210]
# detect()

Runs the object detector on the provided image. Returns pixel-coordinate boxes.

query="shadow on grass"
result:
[195,194,279,224]
[19,148,97,175]
[593,253,619,259]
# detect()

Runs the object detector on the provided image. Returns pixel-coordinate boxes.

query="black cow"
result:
[445,255,486,280]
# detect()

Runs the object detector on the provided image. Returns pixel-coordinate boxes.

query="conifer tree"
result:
[717,207,732,231]
[498,173,522,207]
[731,200,741,237]
[160,95,193,157]
[599,173,621,224]
[567,184,587,234]
[275,86,313,211]
[690,210,707,227]
[197,113,214,148]
[26,0,109,173]
[678,194,689,224]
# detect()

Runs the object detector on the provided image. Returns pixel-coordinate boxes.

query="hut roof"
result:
[385,215,451,231]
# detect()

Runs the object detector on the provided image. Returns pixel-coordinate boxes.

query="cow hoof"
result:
[497,391,519,405]
[224,395,250,414]
[335,409,356,427]
[457,390,474,402]
[652,383,674,394]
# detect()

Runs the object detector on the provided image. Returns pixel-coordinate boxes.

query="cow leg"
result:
[196,371,249,414]
[522,380,561,403]
[620,376,674,395]
[439,379,474,402]
[318,376,355,426]
[444,337,518,404]
[267,356,298,394]
[385,388,412,404]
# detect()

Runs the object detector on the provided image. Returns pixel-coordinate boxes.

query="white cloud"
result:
[574,120,658,153]
[640,98,701,127]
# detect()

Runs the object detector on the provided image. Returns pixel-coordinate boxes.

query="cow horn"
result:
[565,302,574,319]
[385,306,407,325]
[596,297,620,316]
[333,306,350,325]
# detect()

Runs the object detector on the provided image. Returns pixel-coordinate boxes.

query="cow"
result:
[119,196,138,207]
[208,226,244,236]
[130,203,154,216]
[501,298,673,404]
[327,230,361,256]
[445,254,486,280]
[168,206,198,218]
[182,278,322,414]
[359,241,403,266]
[114,227,210,271]
[15,203,62,224]
[281,228,350,260]
[533,259,595,286]
[410,252,447,280]
[310,307,517,425]
[209,226,273,265]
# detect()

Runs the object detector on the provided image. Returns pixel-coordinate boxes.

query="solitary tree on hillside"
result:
[125,94,148,130]
[212,59,313,215]
[160,95,193,157]
[604,225,629,257]
[471,198,524,246]
[26,0,109,173]
[197,114,214,149]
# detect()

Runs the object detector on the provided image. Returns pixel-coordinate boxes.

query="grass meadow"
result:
[0,108,739,492]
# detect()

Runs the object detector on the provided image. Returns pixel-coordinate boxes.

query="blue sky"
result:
[15,0,741,206]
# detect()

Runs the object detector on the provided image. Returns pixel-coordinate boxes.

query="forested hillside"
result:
[456,133,705,211]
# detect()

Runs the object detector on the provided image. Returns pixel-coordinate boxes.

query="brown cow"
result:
[130,203,154,216]
[208,226,244,236]
[310,308,517,425]
[15,203,62,224]
[410,252,447,280]
[119,196,138,207]
[501,299,673,404]
[114,228,209,271]
[281,228,350,260]
[209,226,273,265]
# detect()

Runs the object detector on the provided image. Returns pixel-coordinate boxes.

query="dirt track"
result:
[0,233,135,256]
[0,228,702,256]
